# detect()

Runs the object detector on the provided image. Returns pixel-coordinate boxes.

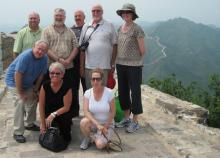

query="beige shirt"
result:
[116,23,145,66]
[41,24,79,69]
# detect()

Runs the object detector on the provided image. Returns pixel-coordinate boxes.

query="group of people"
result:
[5,3,146,151]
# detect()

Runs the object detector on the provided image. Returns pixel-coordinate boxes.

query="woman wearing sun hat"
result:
[115,3,146,133]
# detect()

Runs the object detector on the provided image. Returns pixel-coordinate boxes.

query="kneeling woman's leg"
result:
[80,117,92,137]
[94,127,114,150]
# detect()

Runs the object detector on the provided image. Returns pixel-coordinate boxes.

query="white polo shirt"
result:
[79,19,117,69]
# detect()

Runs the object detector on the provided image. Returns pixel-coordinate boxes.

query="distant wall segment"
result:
[0,32,14,75]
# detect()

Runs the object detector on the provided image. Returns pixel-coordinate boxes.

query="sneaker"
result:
[13,134,26,143]
[126,121,140,133]
[80,137,91,150]
[25,124,40,131]
[115,118,131,128]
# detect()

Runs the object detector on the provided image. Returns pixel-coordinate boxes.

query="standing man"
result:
[41,8,79,118]
[79,4,117,89]
[70,10,87,117]
[5,40,48,143]
[13,12,42,59]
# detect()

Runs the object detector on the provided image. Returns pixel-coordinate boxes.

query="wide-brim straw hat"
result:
[116,3,139,20]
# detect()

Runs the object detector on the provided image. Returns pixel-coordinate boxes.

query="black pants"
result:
[72,60,86,117]
[116,64,143,115]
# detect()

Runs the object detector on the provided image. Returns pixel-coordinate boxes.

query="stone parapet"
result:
[0,32,14,75]
[141,85,208,125]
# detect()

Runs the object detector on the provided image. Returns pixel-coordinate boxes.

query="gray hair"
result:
[35,40,48,46]
[34,40,48,49]
[54,8,66,16]
[49,62,65,74]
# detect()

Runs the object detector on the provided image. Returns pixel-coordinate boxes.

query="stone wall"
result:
[0,32,14,75]
[141,85,209,125]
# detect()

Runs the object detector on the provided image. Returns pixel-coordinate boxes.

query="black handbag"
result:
[39,127,67,152]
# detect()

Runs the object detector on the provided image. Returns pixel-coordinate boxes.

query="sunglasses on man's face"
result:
[49,72,61,76]
[91,77,102,81]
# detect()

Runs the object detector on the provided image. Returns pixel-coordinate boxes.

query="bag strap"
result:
[102,127,122,152]
[81,24,100,43]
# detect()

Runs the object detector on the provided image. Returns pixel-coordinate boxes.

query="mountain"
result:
[143,17,220,90]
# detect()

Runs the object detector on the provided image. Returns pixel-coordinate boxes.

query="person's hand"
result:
[102,127,108,135]
[45,114,54,128]
[96,124,104,132]
[19,92,28,101]
[110,65,115,73]
[40,123,46,134]
[58,58,69,68]
[63,58,71,67]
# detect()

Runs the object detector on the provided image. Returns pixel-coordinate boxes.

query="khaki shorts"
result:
[90,124,114,145]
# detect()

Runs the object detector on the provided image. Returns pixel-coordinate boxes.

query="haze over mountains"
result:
[143,17,220,90]
[1,17,220,90]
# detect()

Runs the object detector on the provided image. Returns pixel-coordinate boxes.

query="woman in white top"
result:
[80,68,115,150]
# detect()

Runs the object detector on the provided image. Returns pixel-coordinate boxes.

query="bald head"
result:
[28,11,40,31]
[92,4,103,11]
[74,10,85,27]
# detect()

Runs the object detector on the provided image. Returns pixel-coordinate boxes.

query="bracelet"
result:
[51,111,58,118]
[51,113,56,118]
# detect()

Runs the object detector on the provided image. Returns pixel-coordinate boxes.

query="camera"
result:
[79,41,89,51]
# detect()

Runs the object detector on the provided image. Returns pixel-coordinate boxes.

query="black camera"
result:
[79,41,89,51]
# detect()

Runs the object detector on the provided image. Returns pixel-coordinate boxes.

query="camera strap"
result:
[81,24,100,42]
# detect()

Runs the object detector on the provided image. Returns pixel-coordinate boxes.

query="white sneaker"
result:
[80,137,91,150]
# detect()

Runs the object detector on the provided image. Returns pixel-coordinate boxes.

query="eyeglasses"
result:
[49,72,61,76]
[91,77,102,81]
[122,11,133,14]
[92,10,102,13]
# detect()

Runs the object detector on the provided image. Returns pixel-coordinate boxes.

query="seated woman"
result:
[39,62,72,145]
[80,68,115,150]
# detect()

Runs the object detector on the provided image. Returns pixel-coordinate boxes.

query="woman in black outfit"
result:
[39,62,72,144]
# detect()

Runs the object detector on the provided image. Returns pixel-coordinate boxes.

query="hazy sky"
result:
[0,0,220,31]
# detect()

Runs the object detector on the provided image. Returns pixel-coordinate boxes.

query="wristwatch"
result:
[51,112,58,118]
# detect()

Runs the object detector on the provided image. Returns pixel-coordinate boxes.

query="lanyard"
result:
[82,24,100,42]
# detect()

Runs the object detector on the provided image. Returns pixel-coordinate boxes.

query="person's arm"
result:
[47,49,59,62]
[137,37,146,56]
[45,89,72,128]
[39,85,46,133]
[33,74,44,92]
[55,89,72,114]
[110,44,117,72]
[13,30,23,59]
[15,71,26,100]
[64,47,79,65]
[104,98,115,129]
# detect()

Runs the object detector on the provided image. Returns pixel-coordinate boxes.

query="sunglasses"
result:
[91,77,102,81]
[49,72,61,76]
